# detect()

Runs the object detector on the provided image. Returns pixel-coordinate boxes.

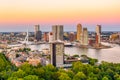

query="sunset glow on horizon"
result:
[0,0,120,31]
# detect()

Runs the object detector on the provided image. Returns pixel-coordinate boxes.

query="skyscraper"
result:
[96,25,101,46]
[34,25,39,35]
[69,32,75,42]
[43,32,48,42]
[77,24,82,42]
[52,25,63,41]
[49,32,53,43]
[81,28,88,46]
[50,41,64,67]
[34,25,42,41]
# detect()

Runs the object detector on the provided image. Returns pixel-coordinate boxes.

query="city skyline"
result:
[0,24,120,32]
[0,0,120,32]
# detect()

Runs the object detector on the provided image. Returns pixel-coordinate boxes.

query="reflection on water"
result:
[28,43,120,63]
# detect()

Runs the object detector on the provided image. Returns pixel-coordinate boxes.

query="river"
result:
[28,43,120,63]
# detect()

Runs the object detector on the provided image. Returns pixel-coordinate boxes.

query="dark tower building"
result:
[52,25,63,41]
[50,41,64,67]
[34,25,42,41]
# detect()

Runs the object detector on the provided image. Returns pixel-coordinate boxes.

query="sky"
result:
[0,0,120,32]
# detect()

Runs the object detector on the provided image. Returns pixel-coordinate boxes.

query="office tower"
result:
[52,25,63,41]
[96,25,101,46]
[50,41,64,67]
[69,32,75,42]
[81,28,88,45]
[43,32,48,42]
[49,32,53,42]
[74,33,77,41]
[34,25,39,35]
[34,25,42,41]
[77,24,82,42]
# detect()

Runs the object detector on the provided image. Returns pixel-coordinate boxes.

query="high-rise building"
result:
[49,32,53,43]
[96,25,101,46]
[96,25,101,34]
[69,32,75,42]
[77,24,82,42]
[50,41,64,67]
[52,25,63,41]
[81,28,88,45]
[43,32,49,42]
[34,25,39,34]
[34,25,42,41]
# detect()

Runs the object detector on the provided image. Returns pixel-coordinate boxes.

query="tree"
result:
[88,72,97,79]
[102,76,109,80]
[66,70,75,79]
[44,64,57,72]
[19,62,34,75]
[106,69,114,80]
[114,73,120,80]
[93,68,100,74]
[0,69,13,79]
[7,77,18,80]
[42,64,57,80]
[87,77,98,80]
[11,69,26,78]
[0,53,12,71]
[117,77,120,80]
[59,73,71,80]
[89,58,98,65]
[73,54,79,58]
[73,72,87,80]
[24,75,39,80]
[72,61,84,73]
[33,68,45,78]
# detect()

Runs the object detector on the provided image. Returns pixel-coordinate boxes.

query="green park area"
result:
[0,53,120,80]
